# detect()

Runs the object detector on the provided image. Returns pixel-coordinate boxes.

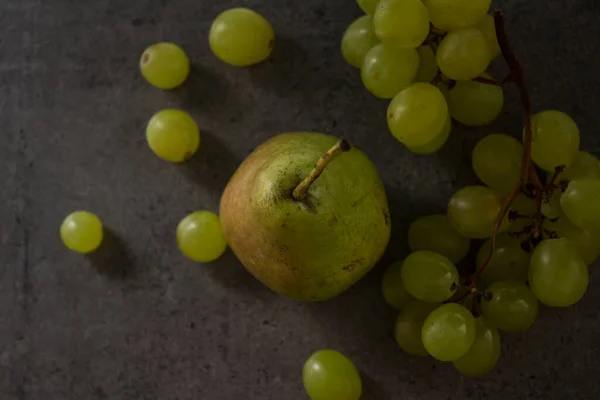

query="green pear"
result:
[220,132,391,301]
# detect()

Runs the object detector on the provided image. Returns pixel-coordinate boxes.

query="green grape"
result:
[146,109,200,163]
[421,303,476,361]
[448,74,504,126]
[373,0,430,49]
[437,28,491,81]
[341,16,380,68]
[560,178,600,230]
[408,214,470,263]
[414,45,438,83]
[476,234,530,285]
[447,186,509,239]
[527,110,580,172]
[177,211,227,262]
[474,14,501,59]
[422,0,491,31]
[401,251,459,303]
[541,191,562,219]
[548,214,600,265]
[209,8,274,67]
[394,300,438,356]
[382,261,414,310]
[529,238,589,307]
[140,42,190,89]
[60,211,104,254]
[453,317,501,376]
[555,151,600,181]
[481,281,539,331]
[472,134,522,195]
[387,83,448,147]
[507,193,537,234]
[303,350,362,400]
[361,44,419,99]
[358,0,380,14]
[406,116,451,154]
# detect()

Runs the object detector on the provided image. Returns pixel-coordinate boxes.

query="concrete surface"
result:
[1,0,599,399]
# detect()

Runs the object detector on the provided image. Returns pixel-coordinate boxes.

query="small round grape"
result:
[140,42,190,89]
[177,211,227,262]
[146,109,200,163]
[60,211,104,253]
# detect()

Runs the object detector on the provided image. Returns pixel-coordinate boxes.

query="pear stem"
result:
[292,139,351,201]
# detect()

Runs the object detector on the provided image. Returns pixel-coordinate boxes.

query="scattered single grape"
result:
[60,211,104,254]
[357,0,380,14]
[361,43,419,99]
[481,281,539,332]
[474,14,501,59]
[560,178,600,230]
[341,16,379,68]
[421,303,476,361]
[414,45,438,83]
[448,74,504,126]
[472,134,523,195]
[395,300,438,356]
[447,186,509,239]
[401,251,459,302]
[177,211,227,262]
[139,42,190,89]
[373,0,430,49]
[422,0,491,31]
[382,261,414,310]
[146,109,200,162]
[453,317,501,376]
[548,213,600,265]
[405,116,451,154]
[529,238,589,307]
[437,28,491,81]
[407,214,470,263]
[476,234,530,285]
[303,350,362,400]
[527,110,580,172]
[209,8,274,67]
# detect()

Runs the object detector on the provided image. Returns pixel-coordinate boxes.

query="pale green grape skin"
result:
[373,0,430,49]
[472,134,522,195]
[60,211,104,254]
[408,214,470,263]
[209,8,274,67]
[358,0,380,14]
[303,350,362,400]
[476,234,530,285]
[401,251,459,302]
[140,43,190,90]
[406,116,451,154]
[447,186,509,239]
[529,238,589,307]
[448,74,504,126]
[382,261,414,310]
[508,193,537,234]
[341,16,380,68]
[387,83,448,147]
[146,109,200,162]
[548,214,600,265]
[361,44,419,99]
[453,317,501,376]
[422,0,491,31]
[556,151,600,182]
[421,303,476,361]
[474,15,501,59]
[414,45,438,83]
[177,211,227,262]
[541,191,562,219]
[527,110,580,172]
[560,178,600,230]
[436,28,491,81]
[481,281,539,332]
[395,300,438,356]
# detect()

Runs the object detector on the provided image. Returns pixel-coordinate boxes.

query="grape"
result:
[422,0,491,31]
[414,45,438,83]
[481,281,539,331]
[548,214,600,265]
[358,0,380,14]
[401,251,459,303]
[209,8,274,67]
[408,214,470,263]
[406,116,451,154]
[303,350,362,400]
[421,303,476,361]
[60,211,104,254]
[472,134,522,195]
[555,151,600,182]
[394,300,438,356]
[541,191,562,219]
[361,44,419,99]
[560,178,600,230]
[177,211,227,262]
[507,193,537,234]
[448,74,504,127]
[436,28,491,81]
[453,317,501,376]
[447,186,509,239]
[373,0,430,49]
[474,14,501,59]
[146,109,200,163]
[476,234,530,285]
[387,83,448,147]
[139,42,190,89]
[382,261,414,310]
[527,110,580,172]
[529,238,589,307]
[341,16,380,68]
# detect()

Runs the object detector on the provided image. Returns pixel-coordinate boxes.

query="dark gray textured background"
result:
[1,0,599,399]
